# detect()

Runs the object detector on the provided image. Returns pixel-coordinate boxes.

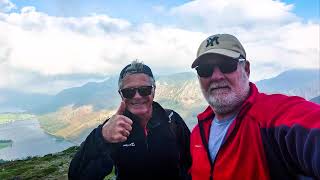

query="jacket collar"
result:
[197,82,258,122]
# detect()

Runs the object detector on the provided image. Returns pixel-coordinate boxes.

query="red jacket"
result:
[190,83,320,180]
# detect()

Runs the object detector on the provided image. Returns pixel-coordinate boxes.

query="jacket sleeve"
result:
[68,122,116,180]
[172,111,192,180]
[263,96,320,179]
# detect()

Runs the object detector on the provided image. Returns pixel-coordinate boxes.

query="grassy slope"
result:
[0,146,115,180]
[37,105,114,142]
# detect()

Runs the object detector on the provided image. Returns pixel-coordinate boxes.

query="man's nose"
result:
[132,90,142,98]
[210,66,225,80]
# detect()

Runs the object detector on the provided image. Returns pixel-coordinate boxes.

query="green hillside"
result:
[0,146,115,180]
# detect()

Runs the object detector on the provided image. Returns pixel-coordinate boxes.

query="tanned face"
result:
[120,73,154,120]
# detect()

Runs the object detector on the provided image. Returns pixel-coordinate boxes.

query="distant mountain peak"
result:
[256,68,319,100]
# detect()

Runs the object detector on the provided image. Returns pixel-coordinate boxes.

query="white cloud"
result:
[0,0,16,12]
[0,0,318,93]
[0,6,133,76]
[171,0,298,29]
[0,7,204,76]
[170,0,319,81]
[237,21,319,81]
[0,5,204,93]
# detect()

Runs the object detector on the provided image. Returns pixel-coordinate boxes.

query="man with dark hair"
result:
[69,60,191,180]
[190,34,320,180]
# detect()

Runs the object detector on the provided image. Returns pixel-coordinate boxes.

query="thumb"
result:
[116,101,126,115]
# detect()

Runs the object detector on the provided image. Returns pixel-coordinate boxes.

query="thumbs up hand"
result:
[102,101,133,143]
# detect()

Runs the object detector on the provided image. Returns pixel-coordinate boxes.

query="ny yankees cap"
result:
[191,34,246,68]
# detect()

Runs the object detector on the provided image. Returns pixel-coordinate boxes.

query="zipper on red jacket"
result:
[199,115,241,180]
[199,120,214,180]
[198,103,252,180]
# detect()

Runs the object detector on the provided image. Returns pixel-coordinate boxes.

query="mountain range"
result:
[310,95,320,104]
[255,69,319,100]
[1,68,319,143]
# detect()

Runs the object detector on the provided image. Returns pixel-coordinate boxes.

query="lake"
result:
[0,119,75,161]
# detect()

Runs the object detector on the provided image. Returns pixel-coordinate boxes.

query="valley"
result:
[0,69,318,179]
[0,69,318,159]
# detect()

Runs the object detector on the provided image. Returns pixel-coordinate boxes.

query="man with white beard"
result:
[189,34,320,180]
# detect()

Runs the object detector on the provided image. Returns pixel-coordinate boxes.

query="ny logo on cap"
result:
[206,36,219,47]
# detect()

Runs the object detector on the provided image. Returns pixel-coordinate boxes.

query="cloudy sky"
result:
[0,0,319,94]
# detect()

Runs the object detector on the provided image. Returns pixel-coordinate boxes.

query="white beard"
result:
[201,71,250,115]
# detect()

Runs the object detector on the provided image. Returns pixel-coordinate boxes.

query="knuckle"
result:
[121,136,127,142]
[117,126,124,132]
[116,120,124,126]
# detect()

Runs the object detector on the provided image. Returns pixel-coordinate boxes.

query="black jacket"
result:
[68,102,191,180]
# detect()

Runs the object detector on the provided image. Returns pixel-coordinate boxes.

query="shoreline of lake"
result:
[0,119,75,161]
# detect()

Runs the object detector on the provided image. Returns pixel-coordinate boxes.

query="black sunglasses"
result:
[195,58,246,78]
[119,86,153,99]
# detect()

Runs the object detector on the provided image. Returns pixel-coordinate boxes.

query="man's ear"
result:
[118,90,125,100]
[245,61,250,77]
[152,86,156,98]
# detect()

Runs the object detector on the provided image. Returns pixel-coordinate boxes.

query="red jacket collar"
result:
[197,82,259,122]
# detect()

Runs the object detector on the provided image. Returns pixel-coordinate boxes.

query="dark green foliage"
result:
[0,146,79,180]
[0,140,13,143]
[0,159,6,164]
[0,146,115,180]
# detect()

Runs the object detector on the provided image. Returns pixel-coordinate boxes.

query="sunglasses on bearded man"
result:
[119,86,154,99]
[195,56,246,78]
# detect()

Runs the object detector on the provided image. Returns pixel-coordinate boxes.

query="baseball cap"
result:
[191,34,246,68]
[119,63,154,83]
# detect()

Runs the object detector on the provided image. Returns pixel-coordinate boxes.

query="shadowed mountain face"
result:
[36,72,206,143]
[0,69,319,143]
[1,69,318,114]
[310,96,320,104]
[255,69,320,100]
[0,89,52,113]
[33,77,120,114]
[32,72,205,116]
